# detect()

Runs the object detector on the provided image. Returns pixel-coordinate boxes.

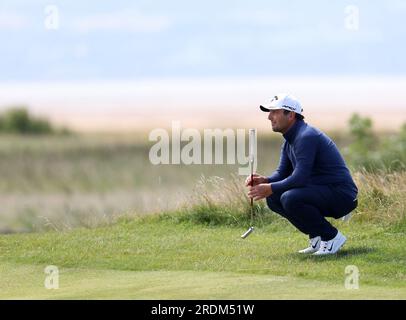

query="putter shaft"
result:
[242,129,256,240]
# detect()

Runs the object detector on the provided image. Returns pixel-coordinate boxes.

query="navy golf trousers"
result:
[266,184,358,241]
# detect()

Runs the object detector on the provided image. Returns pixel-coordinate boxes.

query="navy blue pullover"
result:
[268,120,358,200]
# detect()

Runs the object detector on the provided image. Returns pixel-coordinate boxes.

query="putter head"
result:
[241,226,254,239]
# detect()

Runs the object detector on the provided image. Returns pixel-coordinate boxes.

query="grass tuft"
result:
[155,175,278,227]
[352,170,406,226]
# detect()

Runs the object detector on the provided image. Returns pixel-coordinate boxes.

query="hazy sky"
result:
[1,0,406,81]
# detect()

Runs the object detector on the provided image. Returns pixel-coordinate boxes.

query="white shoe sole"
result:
[298,237,321,254]
[298,248,319,254]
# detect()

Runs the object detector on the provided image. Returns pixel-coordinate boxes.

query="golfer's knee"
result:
[266,196,285,216]
[280,190,302,212]
[266,196,275,209]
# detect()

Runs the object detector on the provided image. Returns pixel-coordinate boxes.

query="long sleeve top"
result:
[268,119,358,199]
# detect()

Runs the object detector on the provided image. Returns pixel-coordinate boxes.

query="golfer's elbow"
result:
[290,173,310,188]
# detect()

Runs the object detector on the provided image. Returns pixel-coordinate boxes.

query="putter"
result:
[241,129,256,239]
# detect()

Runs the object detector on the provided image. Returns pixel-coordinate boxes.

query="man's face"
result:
[268,109,293,133]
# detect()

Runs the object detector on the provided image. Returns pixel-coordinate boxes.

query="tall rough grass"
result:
[156,170,406,229]
[352,170,406,227]
[0,133,283,232]
[157,174,277,227]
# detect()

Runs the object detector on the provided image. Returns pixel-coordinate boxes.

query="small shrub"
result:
[345,113,406,172]
[0,107,54,134]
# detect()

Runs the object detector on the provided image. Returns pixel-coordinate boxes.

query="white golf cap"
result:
[260,93,303,115]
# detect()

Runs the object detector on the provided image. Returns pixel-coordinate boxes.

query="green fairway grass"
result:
[1,216,405,299]
[2,265,405,299]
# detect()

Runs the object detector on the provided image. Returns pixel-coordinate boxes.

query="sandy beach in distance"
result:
[0,76,405,132]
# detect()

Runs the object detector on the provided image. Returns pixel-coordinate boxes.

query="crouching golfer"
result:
[246,93,358,255]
